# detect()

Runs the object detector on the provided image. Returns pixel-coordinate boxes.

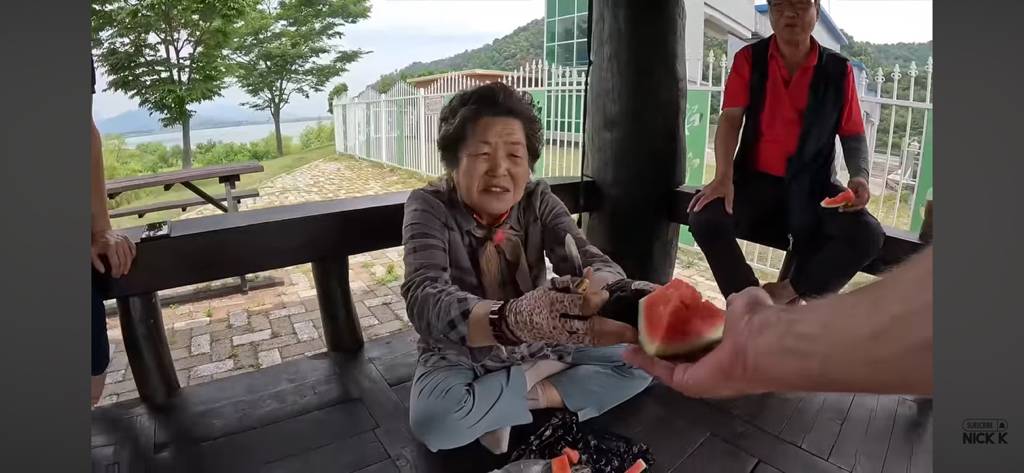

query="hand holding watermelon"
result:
[624,286,775,399]
[821,178,870,212]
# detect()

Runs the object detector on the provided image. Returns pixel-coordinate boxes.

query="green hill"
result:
[373,18,544,93]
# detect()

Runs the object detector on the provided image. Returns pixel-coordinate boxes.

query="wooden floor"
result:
[92,330,933,473]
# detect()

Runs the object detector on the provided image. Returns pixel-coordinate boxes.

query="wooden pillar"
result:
[117,293,180,408]
[311,255,365,353]
[583,0,687,284]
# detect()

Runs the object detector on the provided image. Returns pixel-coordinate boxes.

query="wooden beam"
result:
[583,0,687,284]
[101,178,597,299]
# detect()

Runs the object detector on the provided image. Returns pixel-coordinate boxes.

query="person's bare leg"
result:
[526,379,564,409]
[91,375,106,406]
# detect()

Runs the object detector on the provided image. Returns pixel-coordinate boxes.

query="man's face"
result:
[768,0,819,43]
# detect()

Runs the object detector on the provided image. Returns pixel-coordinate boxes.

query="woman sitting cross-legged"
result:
[400,82,653,454]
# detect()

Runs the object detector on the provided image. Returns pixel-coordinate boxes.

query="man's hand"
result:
[91,229,137,278]
[842,177,871,212]
[623,287,775,398]
[687,178,735,215]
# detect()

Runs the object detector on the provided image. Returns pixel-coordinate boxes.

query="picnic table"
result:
[106,162,265,291]
[106,162,264,215]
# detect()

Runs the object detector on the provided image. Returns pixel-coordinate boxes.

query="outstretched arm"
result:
[625,246,933,397]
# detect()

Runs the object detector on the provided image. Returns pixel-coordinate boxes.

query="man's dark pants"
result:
[689,172,885,300]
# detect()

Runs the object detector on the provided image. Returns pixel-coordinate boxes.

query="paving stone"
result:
[270,317,296,337]
[107,353,128,372]
[211,326,256,342]
[232,344,259,370]
[364,320,408,339]
[280,339,326,359]
[364,295,397,307]
[191,321,230,337]
[174,354,213,370]
[229,310,250,328]
[250,314,271,331]
[290,310,321,323]
[104,380,138,395]
[211,339,233,362]
[176,369,189,386]
[294,321,320,342]
[359,316,381,328]
[213,368,256,380]
[105,370,126,385]
[173,318,210,331]
[118,391,140,402]
[258,349,282,368]
[189,376,212,386]
[189,360,234,378]
[370,305,397,323]
[354,302,372,317]
[232,329,272,347]
[268,305,306,320]
[170,348,190,360]
[191,333,211,355]
[257,334,300,352]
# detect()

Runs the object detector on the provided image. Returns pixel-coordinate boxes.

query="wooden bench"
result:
[110,189,260,219]
[670,185,930,279]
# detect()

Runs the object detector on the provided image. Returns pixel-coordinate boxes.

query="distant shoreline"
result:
[109,116,333,139]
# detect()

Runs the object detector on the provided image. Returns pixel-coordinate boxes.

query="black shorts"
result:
[92,268,111,376]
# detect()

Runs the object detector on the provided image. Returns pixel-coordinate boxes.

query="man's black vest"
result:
[732,36,850,251]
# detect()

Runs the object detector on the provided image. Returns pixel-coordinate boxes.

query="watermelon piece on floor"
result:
[625,459,648,473]
[561,447,580,465]
[550,454,571,473]
[820,188,855,208]
[638,279,725,358]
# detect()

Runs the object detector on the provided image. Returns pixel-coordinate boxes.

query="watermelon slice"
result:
[625,459,648,473]
[550,454,571,473]
[820,188,855,208]
[638,279,726,358]
[561,447,580,465]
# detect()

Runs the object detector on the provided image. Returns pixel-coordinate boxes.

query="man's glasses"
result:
[767,0,818,14]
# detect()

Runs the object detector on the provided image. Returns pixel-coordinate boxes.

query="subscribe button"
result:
[962,419,1008,432]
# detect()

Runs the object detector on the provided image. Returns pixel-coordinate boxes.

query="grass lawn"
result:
[111,145,337,229]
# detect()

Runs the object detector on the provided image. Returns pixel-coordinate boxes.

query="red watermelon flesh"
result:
[638,279,725,358]
[820,188,855,208]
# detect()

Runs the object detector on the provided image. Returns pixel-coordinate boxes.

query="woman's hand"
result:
[500,269,637,346]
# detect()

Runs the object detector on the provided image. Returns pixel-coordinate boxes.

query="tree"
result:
[232,0,370,156]
[91,0,255,168]
[327,82,348,114]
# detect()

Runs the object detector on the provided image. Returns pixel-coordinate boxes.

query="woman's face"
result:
[453,116,531,224]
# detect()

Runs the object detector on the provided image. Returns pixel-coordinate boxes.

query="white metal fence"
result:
[334,52,934,274]
[335,60,587,180]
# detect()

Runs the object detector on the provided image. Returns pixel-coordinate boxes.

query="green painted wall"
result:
[910,111,933,232]
[679,90,713,247]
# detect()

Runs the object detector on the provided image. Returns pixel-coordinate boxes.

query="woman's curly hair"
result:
[436,81,543,172]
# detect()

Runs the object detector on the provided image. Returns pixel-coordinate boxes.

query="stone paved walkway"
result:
[97,154,875,406]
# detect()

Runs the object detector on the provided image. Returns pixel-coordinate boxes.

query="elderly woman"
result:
[400,82,653,454]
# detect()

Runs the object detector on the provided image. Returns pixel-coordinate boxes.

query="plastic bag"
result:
[507,411,654,473]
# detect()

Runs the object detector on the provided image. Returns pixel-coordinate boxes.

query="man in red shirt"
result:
[687,0,883,304]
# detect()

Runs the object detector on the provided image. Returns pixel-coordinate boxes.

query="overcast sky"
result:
[91,0,932,121]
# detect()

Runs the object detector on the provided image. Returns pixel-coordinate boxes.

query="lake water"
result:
[124,119,332,148]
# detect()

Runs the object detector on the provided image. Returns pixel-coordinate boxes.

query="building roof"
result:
[406,69,513,84]
[755,2,849,47]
